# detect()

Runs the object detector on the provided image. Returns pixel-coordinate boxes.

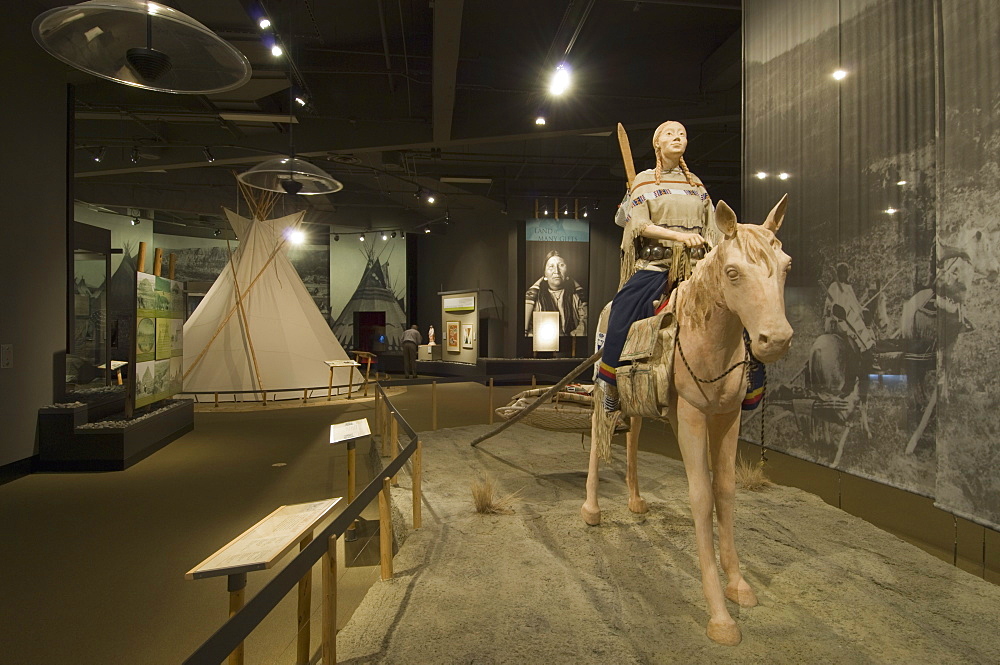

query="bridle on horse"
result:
[676,329,756,385]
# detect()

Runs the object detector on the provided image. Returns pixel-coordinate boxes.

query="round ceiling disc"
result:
[32,0,251,94]
[237,157,345,196]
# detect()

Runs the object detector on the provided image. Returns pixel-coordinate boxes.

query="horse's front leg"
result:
[676,398,740,646]
[626,416,648,514]
[708,409,757,609]
[581,409,602,525]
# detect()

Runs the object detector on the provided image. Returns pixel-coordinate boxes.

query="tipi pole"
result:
[226,238,266,400]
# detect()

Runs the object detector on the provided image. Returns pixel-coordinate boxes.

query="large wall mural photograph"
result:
[744,0,1000,530]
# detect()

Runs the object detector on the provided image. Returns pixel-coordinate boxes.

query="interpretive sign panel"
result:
[134,271,184,408]
[186,498,342,580]
[330,418,371,444]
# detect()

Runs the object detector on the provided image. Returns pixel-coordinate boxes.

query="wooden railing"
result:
[182,383,421,665]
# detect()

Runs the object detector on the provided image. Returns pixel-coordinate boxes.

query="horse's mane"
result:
[680,224,782,328]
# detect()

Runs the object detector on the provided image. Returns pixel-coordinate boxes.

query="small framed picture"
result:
[461,323,474,349]
[446,320,460,351]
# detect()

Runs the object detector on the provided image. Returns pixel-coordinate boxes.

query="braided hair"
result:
[652,121,695,187]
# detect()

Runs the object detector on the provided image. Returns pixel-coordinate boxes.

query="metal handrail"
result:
[182,383,416,665]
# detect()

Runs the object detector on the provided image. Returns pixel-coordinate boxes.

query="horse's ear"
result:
[715,200,737,238]
[763,194,788,234]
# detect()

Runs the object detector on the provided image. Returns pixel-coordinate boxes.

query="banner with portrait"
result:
[524,218,589,338]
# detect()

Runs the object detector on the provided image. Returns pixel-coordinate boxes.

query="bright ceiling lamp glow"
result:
[426,194,436,204]
[832,69,847,80]
[755,171,767,179]
[885,207,897,214]
[359,234,366,242]
[271,44,283,57]
[287,229,305,244]
[535,116,546,126]
[549,63,571,95]
[778,172,790,180]
[294,96,306,106]
[424,227,431,233]
[381,232,388,241]
[897,180,907,185]
[258,17,271,30]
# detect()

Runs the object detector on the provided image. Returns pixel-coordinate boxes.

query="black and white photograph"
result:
[331,237,407,351]
[524,218,589,337]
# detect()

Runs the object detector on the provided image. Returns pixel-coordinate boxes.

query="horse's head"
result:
[706,195,793,363]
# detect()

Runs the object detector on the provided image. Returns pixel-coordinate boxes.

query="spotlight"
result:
[391,231,397,238]
[543,208,549,216]
[272,44,283,57]
[359,234,365,242]
[426,194,436,204]
[592,201,599,211]
[778,172,790,180]
[93,147,105,163]
[583,208,588,218]
[885,207,897,214]
[130,147,139,164]
[424,227,431,234]
[549,63,571,96]
[755,171,767,179]
[897,180,907,186]
[294,96,307,107]
[213,229,221,237]
[382,232,388,241]
[288,229,305,244]
[202,147,215,163]
[131,216,140,226]
[535,116,546,126]
[258,17,271,30]
[333,234,340,241]
[832,69,848,80]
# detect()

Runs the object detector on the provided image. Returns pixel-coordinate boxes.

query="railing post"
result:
[302,388,308,403]
[431,381,438,431]
[215,392,219,408]
[413,439,422,529]
[227,573,247,665]
[488,377,494,424]
[373,386,381,431]
[321,534,337,665]
[532,374,537,389]
[379,477,393,580]
[296,532,313,665]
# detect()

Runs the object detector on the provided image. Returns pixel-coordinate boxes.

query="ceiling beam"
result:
[432,0,464,144]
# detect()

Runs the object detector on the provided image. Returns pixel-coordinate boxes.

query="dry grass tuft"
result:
[471,473,521,514]
[735,453,773,491]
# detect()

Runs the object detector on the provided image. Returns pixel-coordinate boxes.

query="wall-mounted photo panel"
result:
[461,323,474,349]
[136,317,156,362]
[524,218,589,337]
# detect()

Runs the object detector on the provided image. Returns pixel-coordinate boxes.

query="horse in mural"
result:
[583,196,792,646]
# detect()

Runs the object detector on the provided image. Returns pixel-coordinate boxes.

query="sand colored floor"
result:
[338,423,1000,664]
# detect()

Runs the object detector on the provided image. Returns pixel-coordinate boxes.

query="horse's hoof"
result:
[707,618,742,646]
[628,496,648,514]
[581,503,601,526]
[726,580,758,608]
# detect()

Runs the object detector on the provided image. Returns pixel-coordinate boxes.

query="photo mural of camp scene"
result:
[135,272,183,407]
[330,237,407,352]
[524,218,589,337]
[743,0,1000,530]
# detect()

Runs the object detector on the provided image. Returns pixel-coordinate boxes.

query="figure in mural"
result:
[585,197,793,646]
[524,250,588,336]
[401,324,422,379]
[596,120,716,410]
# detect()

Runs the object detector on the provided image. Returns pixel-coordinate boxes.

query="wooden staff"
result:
[137,241,147,273]
[168,253,177,280]
[618,122,636,189]
[152,248,163,276]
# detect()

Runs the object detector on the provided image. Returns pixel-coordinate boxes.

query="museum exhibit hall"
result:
[2,0,999,662]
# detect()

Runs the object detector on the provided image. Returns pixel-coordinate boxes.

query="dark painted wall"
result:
[0,3,69,468]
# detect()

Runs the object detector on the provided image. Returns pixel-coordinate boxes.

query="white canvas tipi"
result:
[183,209,352,399]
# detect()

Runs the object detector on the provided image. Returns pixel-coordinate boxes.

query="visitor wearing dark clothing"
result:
[401,325,422,378]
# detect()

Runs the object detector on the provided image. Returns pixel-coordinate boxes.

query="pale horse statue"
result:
[582,196,793,646]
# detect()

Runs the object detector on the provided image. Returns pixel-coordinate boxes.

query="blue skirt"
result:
[597,269,669,386]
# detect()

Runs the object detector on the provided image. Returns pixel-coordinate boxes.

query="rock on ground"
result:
[337,424,1000,664]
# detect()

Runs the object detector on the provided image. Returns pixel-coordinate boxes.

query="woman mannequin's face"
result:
[656,122,688,162]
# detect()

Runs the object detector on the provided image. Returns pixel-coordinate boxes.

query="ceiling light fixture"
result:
[897,180,907,186]
[288,229,305,244]
[549,63,571,96]
[333,234,340,241]
[32,0,251,94]
[755,171,767,179]
[391,231,397,238]
[271,44,283,57]
[832,69,848,80]
[381,232,388,241]
[294,96,306,106]
[359,234,365,242]
[424,227,431,234]
[885,207,897,214]
[202,147,215,162]
[778,172,790,180]
[535,115,546,126]
[93,147,105,162]
[130,216,140,226]
[213,229,221,237]
[258,17,271,30]
[130,147,139,164]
